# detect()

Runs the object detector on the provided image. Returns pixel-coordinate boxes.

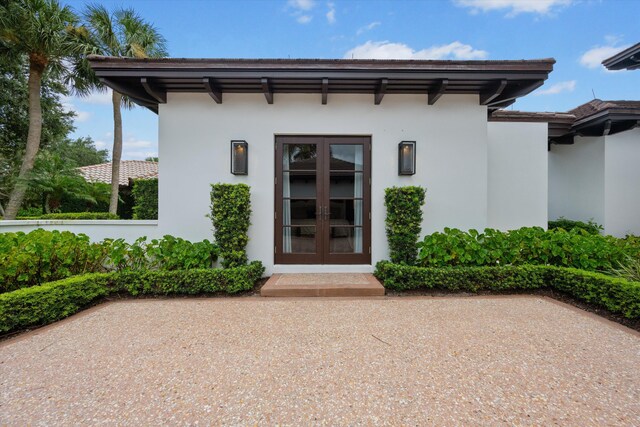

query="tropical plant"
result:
[75,4,167,215]
[26,152,97,213]
[0,0,84,219]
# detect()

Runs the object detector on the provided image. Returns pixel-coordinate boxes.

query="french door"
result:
[275,136,371,264]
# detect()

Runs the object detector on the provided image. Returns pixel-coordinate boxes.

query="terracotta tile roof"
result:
[568,99,640,120]
[77,160,158,186]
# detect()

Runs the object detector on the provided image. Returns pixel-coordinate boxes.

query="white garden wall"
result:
[0,220,159,242]
[604,128,640,237]
[159,93,489,274]
[548,136,605,225]
[487,122,548,230]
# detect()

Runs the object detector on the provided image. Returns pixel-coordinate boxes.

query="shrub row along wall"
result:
[417,227,640,271]
[375,261,640,319]
[210,183,251,268]
[0,230,219,293]
[384,186,426,265]
[0,261,265,333]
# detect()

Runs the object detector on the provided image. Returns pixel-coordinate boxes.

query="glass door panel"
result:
[281,142,320,257]
[328,144,363,254]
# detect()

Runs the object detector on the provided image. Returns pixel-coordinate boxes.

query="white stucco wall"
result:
[604,128,640,237]
[0,220,159,242]
[487,122,548,230]
[158,93,489,274]
[548,136,605,225]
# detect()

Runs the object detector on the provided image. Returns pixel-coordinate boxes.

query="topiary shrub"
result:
[132,178,158,219]
[384,186,426,265]
[210,183,252,268]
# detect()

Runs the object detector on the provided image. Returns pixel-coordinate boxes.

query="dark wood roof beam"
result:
[261,77,273,104]
[99,77,157,105]
[140,78,166,103]
[603,119,612,136]
[479,79,507,105]
[322,78,328,105]
[202,78,222,104]
[374,78,387,105]
[487,80,544,106]
[428,79,448,105]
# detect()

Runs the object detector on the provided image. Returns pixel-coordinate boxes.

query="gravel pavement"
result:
[1,296,639,426]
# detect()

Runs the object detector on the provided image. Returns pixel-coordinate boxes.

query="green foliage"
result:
[17,212,119,220]
[105,235,219,272]
[384,186,426,265]
[47,137,109,167]
[0,230,110,292]
[548,218,602,235]
[417,227,637,272]
[0,261,265,333]
[132,178,158,219]
[210,183,252,268]
[0,230,219,292]
[611,255,640,282]
[375,261,640,319]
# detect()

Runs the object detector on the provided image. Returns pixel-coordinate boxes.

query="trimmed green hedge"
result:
[132,179,158,220]
[0,261,265,333]
[15,212,119,220]
[210,183,252,268]
[384,186,426,265]
[375,261,640,319]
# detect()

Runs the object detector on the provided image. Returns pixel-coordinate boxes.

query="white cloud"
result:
[74,111,93,122]
[326,2,336,24]
[580,43,630,69]
[60,96,92,124]
[297,14,312,23]
[535,80,576,95]
[454,0,573,16]
[288,0,315,11]
[356,21,380,36]
[344,40,488,60]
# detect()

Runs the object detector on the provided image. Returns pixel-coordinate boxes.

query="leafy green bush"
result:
[105,235,219,271]
[611,255,640,282]
[417,227,635,271]
[0,230,111,293]
[0,230,219,293]
[548,218,602,235]
[16,212,119,220]
[375,261,640,319]
[132,178,158,220]
[0,261,265,333]
[210,183,252,268]
[384,186,426,265]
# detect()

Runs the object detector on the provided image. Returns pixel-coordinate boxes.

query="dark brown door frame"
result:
[274,135,371,265]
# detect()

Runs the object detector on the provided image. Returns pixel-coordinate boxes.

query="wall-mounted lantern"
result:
[398,141,416,175]
[231,140,248,175]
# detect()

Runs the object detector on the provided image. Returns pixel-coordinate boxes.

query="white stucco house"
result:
[83,56,555,274]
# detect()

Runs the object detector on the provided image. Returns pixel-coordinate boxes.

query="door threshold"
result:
[272,264,373,274]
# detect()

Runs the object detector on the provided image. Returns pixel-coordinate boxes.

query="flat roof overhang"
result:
[488,110,576,146]
[602,43,640,71]
[87,56,555,114]
[572,109,640,137]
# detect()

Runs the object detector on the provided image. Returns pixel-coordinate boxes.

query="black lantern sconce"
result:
[231,140,248,175]
[398,141,416,175]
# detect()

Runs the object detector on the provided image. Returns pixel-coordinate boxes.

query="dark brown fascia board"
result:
[572,108,640,128]
[87,55,555,72]
[602,43,640,70]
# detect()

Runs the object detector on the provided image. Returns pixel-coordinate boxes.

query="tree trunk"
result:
[109,91,123,215]
[4,63,44,220]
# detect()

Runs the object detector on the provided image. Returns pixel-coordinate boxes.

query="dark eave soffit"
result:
[88,56,555,113]
[602,43,640,71]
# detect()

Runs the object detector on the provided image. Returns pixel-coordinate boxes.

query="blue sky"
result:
[64,0,640,160]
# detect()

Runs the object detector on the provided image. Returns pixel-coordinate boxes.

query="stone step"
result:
[260,273,385,297]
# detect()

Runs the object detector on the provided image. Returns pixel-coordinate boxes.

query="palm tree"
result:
[0,0,82,219]
[76,5,167,215]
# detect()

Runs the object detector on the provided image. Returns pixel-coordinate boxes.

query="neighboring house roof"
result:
[602,43,640,71]
[77,160,158,186]
[490,99,640,146]
[87,55,555,113]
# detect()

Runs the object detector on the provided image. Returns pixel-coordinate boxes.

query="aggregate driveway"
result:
[1,296,639,426]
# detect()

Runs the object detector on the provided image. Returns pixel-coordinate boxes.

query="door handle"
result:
[324,206,330,220]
